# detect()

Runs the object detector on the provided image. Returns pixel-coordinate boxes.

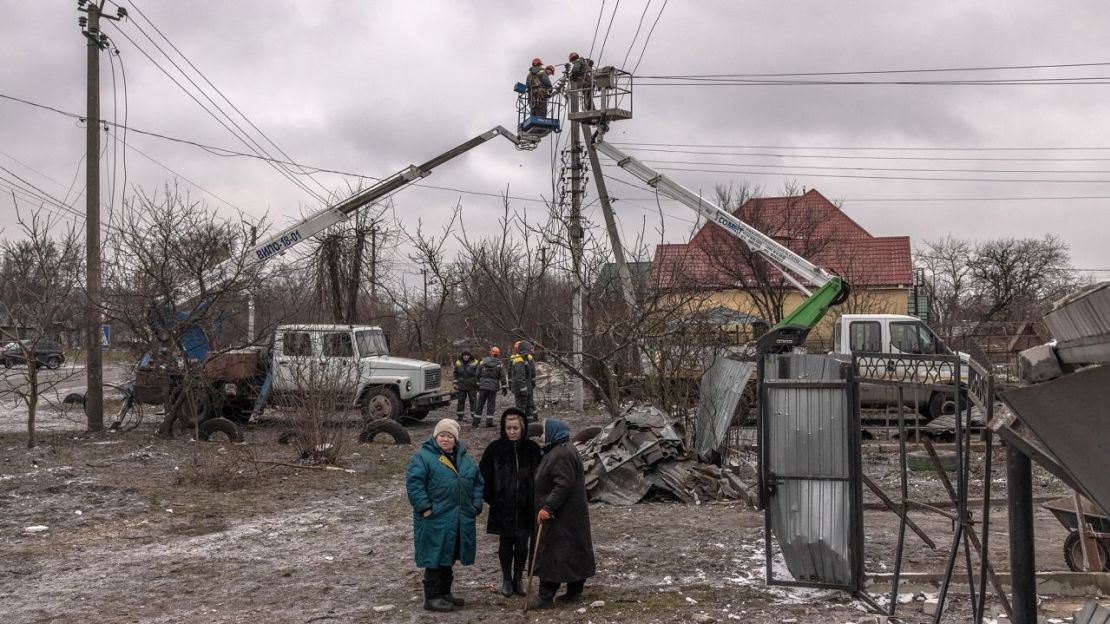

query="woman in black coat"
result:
[478,407,542,596]
[529,418,596,609]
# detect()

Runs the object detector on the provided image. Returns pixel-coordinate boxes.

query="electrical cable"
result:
[596,0,621,66]
[621,0,652,70]
[588,0,606,61]
[123,0,332,199]
[636,157,1110,176]
[610,140,1110,152]
[615,145,1110,162]
[631,0,667,74]
[635,60,1110,79]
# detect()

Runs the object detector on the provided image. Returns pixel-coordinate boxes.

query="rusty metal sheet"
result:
[1001,364,1110,517]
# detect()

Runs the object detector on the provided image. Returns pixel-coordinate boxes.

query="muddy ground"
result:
[0,399,1099,624]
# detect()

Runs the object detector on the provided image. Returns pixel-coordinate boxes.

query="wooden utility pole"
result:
[569,92,584,412]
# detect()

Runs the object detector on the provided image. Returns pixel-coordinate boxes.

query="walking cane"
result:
[522,523,544,612]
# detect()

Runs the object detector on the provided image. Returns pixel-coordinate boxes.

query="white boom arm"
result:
[593,137,832,294]
[184,126,521,305]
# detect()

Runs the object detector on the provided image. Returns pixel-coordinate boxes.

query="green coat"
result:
[405,436,484,568]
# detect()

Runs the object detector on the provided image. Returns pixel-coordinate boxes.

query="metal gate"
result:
[760,354,865,594]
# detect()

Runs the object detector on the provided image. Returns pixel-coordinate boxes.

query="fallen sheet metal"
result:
[1000,364,1110,516]
[577,405,750,505]
[695,356,756,460]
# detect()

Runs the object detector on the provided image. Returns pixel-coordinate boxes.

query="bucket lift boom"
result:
[591,136,850,352]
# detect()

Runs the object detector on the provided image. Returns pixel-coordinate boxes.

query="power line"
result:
[646,163,1110,184]
[635,60,1110,79]
[596,0,621,65]
[587,0,606,60]
[637,157,1110,176]
[635,76,1110,86]
[621,0,652,70]
[122,0,332,199]
[617,146,1110,163]
[611,140,1110,152]
[631,0,667,74]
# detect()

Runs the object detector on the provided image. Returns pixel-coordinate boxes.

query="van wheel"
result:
[928,390,970,421]
[198,418,243,443]
[359,419,411,444]
[45,356,61,370]
[361,387,401,421]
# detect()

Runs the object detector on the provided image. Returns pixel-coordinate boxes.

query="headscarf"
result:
[542,418,570,453]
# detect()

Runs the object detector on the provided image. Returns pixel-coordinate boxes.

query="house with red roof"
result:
[649,189,913,345]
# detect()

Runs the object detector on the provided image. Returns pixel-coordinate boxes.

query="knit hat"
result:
[433,418,460,440]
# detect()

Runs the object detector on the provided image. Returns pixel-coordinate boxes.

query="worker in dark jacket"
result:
[509,341,534,423]
[405,418,484,612]
[453,350,479,424]
[474,346,505,428]
[529,418,596,609]
[527,57,553,117]
[567,52,594,111]
[479,407,542,596]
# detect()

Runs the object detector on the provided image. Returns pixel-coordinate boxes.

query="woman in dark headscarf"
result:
[528,418,597,609]
[478,407,542,596]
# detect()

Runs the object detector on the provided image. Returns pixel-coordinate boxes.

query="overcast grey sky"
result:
[3,1,1110,280]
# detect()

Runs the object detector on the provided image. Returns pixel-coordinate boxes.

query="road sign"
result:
[101,324,110,351]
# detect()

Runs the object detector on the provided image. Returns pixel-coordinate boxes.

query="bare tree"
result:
[968,235,1077,322]
[0,207,84,447]
[915,236,975,340]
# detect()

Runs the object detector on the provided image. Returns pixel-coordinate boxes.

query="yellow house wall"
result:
[692,287,910,345]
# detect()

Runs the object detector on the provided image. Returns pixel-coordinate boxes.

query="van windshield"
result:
[355,330,389,357]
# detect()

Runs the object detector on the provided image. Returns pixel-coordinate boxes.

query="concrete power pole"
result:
[569,93,585,412]
[80,1,106,431]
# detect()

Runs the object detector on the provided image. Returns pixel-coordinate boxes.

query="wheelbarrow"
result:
[1042,495,1110,572]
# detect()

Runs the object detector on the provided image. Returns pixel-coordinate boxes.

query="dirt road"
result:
[0,406,1090,623]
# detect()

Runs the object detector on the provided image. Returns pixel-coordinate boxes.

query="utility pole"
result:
[421,268,428,307]
[369,226,378,299]
[569,89,585,412]
[78,0,121,432]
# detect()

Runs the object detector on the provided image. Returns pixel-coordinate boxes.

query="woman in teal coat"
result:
[405,418,484,612]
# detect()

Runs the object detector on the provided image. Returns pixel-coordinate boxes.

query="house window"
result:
[849,321,882,353]
[321,332,355,357]
[282,332,312,357]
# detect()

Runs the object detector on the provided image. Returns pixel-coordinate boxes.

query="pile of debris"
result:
[577,405,752,506]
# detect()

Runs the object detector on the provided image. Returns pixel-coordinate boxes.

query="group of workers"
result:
[453,341,537,428]
[405,412,596,612]
[525,51,594,117]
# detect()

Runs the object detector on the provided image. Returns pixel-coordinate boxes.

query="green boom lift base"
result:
[756,277,851,354]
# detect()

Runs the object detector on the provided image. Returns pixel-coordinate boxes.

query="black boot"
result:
[423,569,454,612]
[512,570,526,596]
[442,566,464,607]
[501,573,514,597]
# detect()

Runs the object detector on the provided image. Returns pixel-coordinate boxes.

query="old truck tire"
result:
[198,417,243,443]
[1063,532,1110,572]
[527,422,543,438]
[359,419,411,445]
[573,426,603,444]
[361,387,402,421]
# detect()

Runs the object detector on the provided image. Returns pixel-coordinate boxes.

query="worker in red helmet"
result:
[567,52,594,111]
[474,346,506,428]
[526,57,553,117]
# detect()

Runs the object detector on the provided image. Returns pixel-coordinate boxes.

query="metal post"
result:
[569,91,584,412]
[247,294,255,342]
[581,126,635,310]
[1007,445,1038,624]
[84,1,104,432]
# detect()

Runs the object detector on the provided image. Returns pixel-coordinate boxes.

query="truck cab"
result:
[832,314,971,420]
[269,324,450,420]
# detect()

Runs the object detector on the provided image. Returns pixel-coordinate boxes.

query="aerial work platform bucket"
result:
[567,66,633,125]
[514,81,563,149]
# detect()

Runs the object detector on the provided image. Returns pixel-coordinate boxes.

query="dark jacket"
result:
[569,57,594,82]
[528,65,552,90]
[405,436,484,568]
[479,411,542,536]
[477,355,505,391]
[453,352,479,391]
[509,353,531,395]
[534,419,596,583]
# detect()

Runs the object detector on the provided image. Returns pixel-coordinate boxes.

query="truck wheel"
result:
[198,417,243,443]
[1064,532,1110,572]
[928,390,970,422]
[359,419,411,444]
[361,387,402,421]
[45,356,61,370]
[1,359,10,369]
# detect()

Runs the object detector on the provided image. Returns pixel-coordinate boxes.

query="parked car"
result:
[1,340,66,369]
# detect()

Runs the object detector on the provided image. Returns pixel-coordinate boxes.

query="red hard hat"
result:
[532,57,543,66]
[490,346,501,356]
[546,64,555,74]
[569,52,579,61]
